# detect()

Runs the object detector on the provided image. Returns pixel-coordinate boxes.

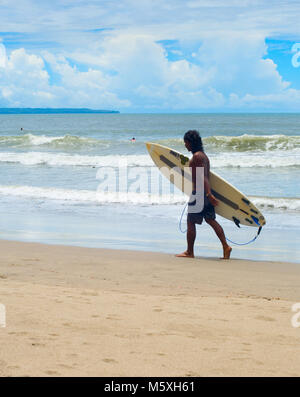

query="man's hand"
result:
[208,193,219,207]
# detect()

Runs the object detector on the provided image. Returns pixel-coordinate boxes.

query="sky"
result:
[0,0,300,112]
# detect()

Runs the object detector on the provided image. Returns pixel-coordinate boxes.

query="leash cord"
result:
[179,202,188,233]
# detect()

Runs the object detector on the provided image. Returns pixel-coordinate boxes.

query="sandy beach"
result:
[0,239,299,377]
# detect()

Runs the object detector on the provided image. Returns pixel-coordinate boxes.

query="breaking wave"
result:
[0,133,299,152]
[0,151,299,168]
[0,184,298,211]
[160,134,300,152]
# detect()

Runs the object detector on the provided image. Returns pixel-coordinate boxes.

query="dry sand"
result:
[0,239,299,377]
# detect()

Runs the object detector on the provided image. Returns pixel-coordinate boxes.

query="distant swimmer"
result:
[130,137,136,142]
[20,128,24,132]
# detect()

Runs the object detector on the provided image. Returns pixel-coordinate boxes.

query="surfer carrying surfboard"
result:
[176,130,232,260]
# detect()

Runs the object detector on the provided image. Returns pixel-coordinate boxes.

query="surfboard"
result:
[146,142,266,228]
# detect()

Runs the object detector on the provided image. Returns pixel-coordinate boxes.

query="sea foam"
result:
[0,184,298,211]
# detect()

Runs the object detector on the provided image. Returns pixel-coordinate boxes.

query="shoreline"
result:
[0,237,298,266]
[0,239,300,376]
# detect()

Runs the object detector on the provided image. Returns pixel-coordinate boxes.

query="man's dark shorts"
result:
[187,195,216,225]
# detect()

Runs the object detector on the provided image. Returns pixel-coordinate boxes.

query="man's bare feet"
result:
[221,245,232,260]
[176,251,194,258]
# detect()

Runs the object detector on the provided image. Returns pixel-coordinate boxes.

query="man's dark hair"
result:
[184,130,204,153]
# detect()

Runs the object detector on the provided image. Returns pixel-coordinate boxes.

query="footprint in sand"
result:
[81,291,99,296]
[254,360,264,366]
[103,358,118,364]
[23,258,40,262]
[255,315,276,322]
[185,371,199,377]
[45,370,60,375]
[31,342,46,347]
[7,365,20,370]
[59,364,74,369]
[106,315,121,320]
[9,331,28,336]
[203,347,218,352]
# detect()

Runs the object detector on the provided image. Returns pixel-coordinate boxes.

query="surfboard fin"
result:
[232,217,241,228]
[251,215,260,226]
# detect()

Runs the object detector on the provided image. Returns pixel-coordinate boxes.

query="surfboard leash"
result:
[225,225,262,246]
[179,202,263,246]
[179,202,188,233]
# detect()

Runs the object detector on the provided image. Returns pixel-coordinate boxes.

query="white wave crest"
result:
[210,153,300,168]
[0,152,153,167]
[0,150,299,168]
[0,185,298,211]
[0,185,186,205]
[251,196,300,212]
[26,134,63,145]
[205,134,300,152]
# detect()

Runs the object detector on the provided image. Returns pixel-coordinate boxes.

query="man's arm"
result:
[190,154,219,207]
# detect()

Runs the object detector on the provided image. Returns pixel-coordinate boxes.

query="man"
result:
[176,130,232,260]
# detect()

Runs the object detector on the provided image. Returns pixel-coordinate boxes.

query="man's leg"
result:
[176,220,196,258]
[205,218,232,259]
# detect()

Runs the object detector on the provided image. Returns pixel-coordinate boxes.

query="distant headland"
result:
[0,108,120,114]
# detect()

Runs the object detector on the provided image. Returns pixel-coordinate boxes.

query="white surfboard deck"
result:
[146,142,266,228]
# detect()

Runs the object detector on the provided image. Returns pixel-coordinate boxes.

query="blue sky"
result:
[0,0,300,112]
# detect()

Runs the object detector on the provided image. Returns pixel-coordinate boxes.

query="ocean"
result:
[0,113,299,263]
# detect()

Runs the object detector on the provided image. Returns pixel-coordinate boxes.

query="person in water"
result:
[176,130,232,260]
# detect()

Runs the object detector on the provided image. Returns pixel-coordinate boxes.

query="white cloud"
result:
[193,33,290,96]
[0,43,7,68]
[0,48,51,106]
[78,33,220,110]
[1,1,300,49]
[226,84,300,111]
[0,46,129,108]
[80,31,298,111]
[1,32,300,111]
[0,1,300,111]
